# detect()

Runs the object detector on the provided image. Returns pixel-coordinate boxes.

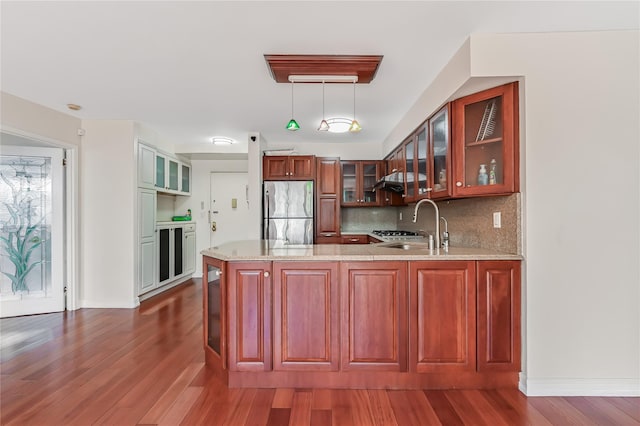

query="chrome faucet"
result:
[440,216,449,250]
[412,199,440,250]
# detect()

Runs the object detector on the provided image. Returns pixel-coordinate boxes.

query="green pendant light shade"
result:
[286,118,300,131]
[286,81,300,131]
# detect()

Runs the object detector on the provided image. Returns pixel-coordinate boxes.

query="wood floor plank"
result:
[445,390,492,426]
[331,389,354,426]
[349,389,375,425]
[139,361,205,424]
[389,390,442,426]
[272,388,295,408]
[529,396,602,426]
[566,396,640,426]
[311,388,332,410]
[310,409,332,426]
[606,397,640,422]
[289,390,312,426]
[266,407,292,426]
[495,388,554,426]
[423,390,464,426]
[366,389,398,426]
[157,386,204,426]
[244,388,276,426]
[222,388,257,426]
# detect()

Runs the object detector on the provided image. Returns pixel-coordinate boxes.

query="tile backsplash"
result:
[398,194,521,254]
[341,207,398,233]
[340,194,521,254]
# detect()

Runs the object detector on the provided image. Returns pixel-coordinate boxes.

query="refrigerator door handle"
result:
[265,191,270,240]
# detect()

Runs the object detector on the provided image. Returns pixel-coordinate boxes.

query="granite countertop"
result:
[201,240,522,261]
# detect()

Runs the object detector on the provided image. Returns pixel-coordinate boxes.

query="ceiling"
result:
[1,1,637,155]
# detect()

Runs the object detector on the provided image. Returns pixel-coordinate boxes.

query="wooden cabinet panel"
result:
[315,158,341,243]
[263,155,315,180]
[272,262,339,371]
[263,156,289,180]
[227,262,272,371]
[477,260,521,372]
[290,156,315,180]
[410,261,476,372]
[340,262,408,371]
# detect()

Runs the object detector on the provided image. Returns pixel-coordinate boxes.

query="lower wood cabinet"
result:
[220,258,521,385]
[340,261,408,371]
[477,260,521,371]
[226,262,272,372]
[410,261,476,373]
[272,262,339,371]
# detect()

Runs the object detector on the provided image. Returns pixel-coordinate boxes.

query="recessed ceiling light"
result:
[326,118,353,133]
[211,137,236,145]
[67,103,82,111]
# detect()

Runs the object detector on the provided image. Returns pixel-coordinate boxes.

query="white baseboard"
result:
[520,373,640,396]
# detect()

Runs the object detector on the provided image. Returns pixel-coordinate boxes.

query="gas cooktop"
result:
[371,230,424,240]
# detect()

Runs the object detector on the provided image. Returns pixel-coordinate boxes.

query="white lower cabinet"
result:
[155,223,196,290]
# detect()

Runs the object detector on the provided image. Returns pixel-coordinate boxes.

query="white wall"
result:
[80,120,138,308]
[390,31,639,396]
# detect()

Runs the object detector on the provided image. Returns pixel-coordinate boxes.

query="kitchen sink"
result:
[376,241,432,250]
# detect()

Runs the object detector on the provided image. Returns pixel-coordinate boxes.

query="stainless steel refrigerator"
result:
[263,181,314,245]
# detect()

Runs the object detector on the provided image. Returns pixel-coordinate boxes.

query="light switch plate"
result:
[493,212,501,228]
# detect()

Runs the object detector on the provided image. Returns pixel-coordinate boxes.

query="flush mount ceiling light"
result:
[211,137,236,145]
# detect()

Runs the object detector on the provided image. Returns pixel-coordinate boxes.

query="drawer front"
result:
[341,235,369,244]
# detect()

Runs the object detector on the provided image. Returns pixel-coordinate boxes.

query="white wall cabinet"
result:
[184,225,196,275]
[154,151,191,195]
[138,189,157,295]
[138,143,156,190]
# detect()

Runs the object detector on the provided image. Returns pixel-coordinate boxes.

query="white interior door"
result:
[210,172,250,247]
[0,145,64,317]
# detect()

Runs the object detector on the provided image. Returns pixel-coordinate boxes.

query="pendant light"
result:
[318,81,329,131]
[286,81,300,131]
[349,81,362,132]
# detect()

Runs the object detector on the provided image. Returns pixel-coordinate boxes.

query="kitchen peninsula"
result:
[202,240,522,389]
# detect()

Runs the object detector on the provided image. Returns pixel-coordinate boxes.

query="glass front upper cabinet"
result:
[429,105,451,199]
[155,153,166,189]
[404,137,416,202]
[168,159,179,191]
[181,164,191,194]
[361,162,379,205]
[341,162,357,204]
[415,123,429,199]
[452,82,519,197]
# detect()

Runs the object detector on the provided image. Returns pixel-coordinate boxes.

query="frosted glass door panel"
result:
[0,145,64,317]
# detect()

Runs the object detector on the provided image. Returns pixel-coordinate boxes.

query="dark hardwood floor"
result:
[1,280,638,425]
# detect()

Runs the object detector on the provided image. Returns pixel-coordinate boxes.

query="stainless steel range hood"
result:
[373,171,404,193]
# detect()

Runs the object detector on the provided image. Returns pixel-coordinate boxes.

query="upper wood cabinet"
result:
[315,157,341,243]
[382,147,406,206]
[476,260,521,372]
[409,261,476,373]
[340,160,384,207]
[452,82,519,197]
[340,261,408,372]
[272,262,339,371]
[263,155,315,180]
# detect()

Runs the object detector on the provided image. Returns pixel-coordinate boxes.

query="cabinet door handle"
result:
[456,181,463,187]
[349,238,359,242]
[321,233,336,237]
[263,271,270,278]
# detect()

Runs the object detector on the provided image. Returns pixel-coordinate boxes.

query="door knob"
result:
[211,221,217,232]
[263,271,270,278]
